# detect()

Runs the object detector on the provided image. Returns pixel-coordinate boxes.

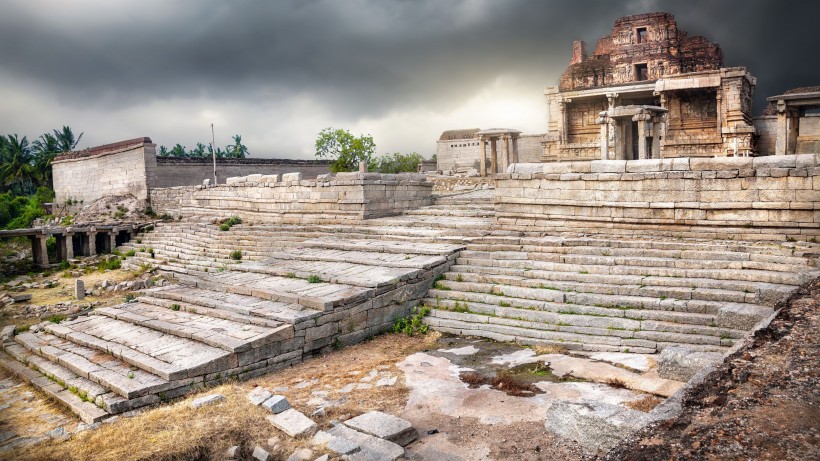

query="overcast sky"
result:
[1,0,817,159]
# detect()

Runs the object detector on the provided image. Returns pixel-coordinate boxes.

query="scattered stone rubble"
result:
[243,386,418,461]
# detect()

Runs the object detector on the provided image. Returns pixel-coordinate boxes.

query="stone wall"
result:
[754,116,777,155]
[52,138,156,206]
[494,154,820,240]
[430,176,494,192]
[150,172,432,223]
[152,157,331,187]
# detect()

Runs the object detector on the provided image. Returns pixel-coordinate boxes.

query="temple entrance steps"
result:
[2,223,464,422]
[422,235,819,354]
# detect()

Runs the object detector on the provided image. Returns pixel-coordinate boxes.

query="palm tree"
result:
[227,135,249,158]
[158,145,170,157]
[53,126,83,152]
[170,144,187,157]
[190,143,207,158]
[0,135,38,195]
[31,133,60,189]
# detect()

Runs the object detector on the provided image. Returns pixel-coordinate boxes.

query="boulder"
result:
[657,346,723,382]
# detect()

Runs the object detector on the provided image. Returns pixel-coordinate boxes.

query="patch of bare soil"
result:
[604,277,820,461]
[71,194,151,225]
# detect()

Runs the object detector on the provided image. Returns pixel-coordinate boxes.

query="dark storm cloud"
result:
[0,0,818,151]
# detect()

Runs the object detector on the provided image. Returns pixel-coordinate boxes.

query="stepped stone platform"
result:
[2,189,817,423]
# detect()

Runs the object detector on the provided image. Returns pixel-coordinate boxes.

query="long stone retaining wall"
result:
[150,172,433,223]
[496,154,820,240]
[153,157,331,187]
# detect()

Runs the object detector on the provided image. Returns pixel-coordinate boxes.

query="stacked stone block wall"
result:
[52,143,156,206]
[150,172,432,223]
[494,154,820,240]
[153,157,331,187]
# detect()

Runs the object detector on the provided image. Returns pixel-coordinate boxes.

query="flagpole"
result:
[211,123,217,185]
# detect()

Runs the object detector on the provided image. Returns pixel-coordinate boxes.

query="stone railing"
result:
[495,154,820,240]
[149,172,432,223]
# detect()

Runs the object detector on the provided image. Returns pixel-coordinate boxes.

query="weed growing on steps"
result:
[125,294,136,302]
[219,216,243,231]
[392,306,431,336]
[307,274,322,283]
[230,250,242,261]
[170,304,181,311]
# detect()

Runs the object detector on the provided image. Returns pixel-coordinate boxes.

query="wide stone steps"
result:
[233,260,423,289]
[92,303,292,353]
[0,349,110,423]
[455,256,810,287]
[43,316,234,381]
[425,308,727,354]
[11,332,170,400]
[139,286,321,325]
[440,271,773,306]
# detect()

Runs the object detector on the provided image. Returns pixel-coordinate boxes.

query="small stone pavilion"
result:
[541,12,757,161]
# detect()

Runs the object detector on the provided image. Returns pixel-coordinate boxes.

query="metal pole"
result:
[211,123,217,184]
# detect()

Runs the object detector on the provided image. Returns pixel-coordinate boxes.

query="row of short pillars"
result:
[28,229,136,268]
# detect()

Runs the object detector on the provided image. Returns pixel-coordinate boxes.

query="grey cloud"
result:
[0,0,817,152]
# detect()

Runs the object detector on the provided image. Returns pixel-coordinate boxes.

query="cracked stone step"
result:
[93,302,293,353]
[12,331,170,399]
[140,286,320,324]
[327,424,405,461]
[299,237,465,256]
[43,316,234,380]
[232,258,422,289]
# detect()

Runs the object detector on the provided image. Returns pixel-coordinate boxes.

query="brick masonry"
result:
[494,154,820,240]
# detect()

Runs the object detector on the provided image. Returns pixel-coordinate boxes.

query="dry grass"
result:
[9,332,440,461]
[489,375,540,397]
[459,371,486,388]
[605,377,628,389]
[625,394,664,413]
[531,344,568,356]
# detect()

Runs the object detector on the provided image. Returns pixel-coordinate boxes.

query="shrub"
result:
[392,306,431,336]
[124,293,136,302]
[307,274,322,283]
[230,250,242,260]
[170,304,181,311]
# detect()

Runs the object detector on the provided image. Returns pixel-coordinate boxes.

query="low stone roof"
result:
[54,137,153,162]
[784,86,820,95]
[439,129,480,141]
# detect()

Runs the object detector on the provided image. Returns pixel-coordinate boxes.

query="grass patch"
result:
[306,274,322,283]
[230,250,242,261]
[392,305,431,336]
[170,304,181,311]
[45,314,66,324]
[219,216,243,231]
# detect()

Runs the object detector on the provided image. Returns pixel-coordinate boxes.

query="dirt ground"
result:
[604,278,820,461]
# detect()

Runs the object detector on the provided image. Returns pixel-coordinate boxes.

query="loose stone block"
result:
[261,395,291,414]
[716,304,773,330]
[544,400,651,453]
[343,411,418,446]
[260,174,279,184]
[75,279,85,300]
[247,387,273,406]
[657,346,723,381]
[282,172,302,183]
[267,408,317,438]
[190,393,225,408]
[252,445,271,461]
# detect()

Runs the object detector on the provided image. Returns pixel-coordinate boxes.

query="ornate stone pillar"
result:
[597,111,609,160]
[479,136,487,177]
[633,112,652,160]
[558,100,568,145]
[775,100,787,155]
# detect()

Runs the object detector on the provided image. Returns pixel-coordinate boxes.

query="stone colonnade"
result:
[596,103,667,160]
[476,129,521,177]
[8,225,141,268]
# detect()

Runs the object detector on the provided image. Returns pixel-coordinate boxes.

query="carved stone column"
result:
[501,135,510,172]
[633,112,652,160]
[775,100,787,155]
[490,137,498,176]
[479,136,487,177]
[597,111,609,160]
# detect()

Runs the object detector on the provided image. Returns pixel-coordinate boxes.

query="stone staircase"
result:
[423,234,819,353]
[2,189,817,423]
[0,220,465,423]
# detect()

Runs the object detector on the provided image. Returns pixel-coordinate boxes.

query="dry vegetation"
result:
[625,395,663,413]
[8,333,441,461]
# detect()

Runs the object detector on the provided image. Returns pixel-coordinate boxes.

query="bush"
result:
[219,216,242,231]
[369,152,423,174]
[307,274,322,283]
[0,187,54,229]
[392,306,431,336]
[230,250,242,260]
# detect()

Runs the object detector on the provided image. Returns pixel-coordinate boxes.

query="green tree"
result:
[314,128,376,173]
[369,152,423,174]
[189,143,207,158]
[158,145,170,157]
[227,135,249,158]
[208,143,227,158]
[52,126,83,152]
[0,135,38,195]
[169,144,187,157]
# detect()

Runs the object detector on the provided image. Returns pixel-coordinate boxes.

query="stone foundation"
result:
[494,154,820,240]
[150,172,433,223]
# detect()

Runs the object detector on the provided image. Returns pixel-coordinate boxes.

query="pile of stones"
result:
[239,386,418,461]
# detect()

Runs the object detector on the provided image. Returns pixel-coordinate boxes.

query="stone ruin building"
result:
[439,12,777,174]
[0,10,818,456]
